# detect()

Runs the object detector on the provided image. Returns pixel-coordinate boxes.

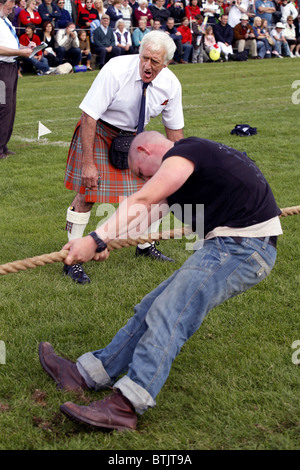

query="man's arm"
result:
[79,112,99,190]
[0,46,32,58]
[63,155,195,264]
[165,127,184,142]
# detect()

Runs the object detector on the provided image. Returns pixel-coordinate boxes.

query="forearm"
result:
[165,128,184,142]
[95,194,169,243]
[80,112,97,165]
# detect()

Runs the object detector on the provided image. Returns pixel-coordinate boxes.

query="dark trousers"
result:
[93,45,121,66]
[0,61,18,154]
[55,46,82,66]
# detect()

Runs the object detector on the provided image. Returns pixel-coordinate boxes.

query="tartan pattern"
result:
[65,220,73,233]
[64,120,144,203]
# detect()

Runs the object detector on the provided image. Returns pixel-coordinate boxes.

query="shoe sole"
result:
[38,343,64,390]
[60,403,133,432]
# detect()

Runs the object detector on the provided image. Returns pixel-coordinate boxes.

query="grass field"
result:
[0,58,300,451]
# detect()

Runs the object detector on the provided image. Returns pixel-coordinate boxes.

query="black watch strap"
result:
[88,231,108,253]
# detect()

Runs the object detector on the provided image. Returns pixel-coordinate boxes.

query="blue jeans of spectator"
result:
[274,39,291,56]
[24,56,49,73]
[182,43,193,62]
[77,236,277,414]
[55,46,82,66]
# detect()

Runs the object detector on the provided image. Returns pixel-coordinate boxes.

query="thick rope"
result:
[0,228,190,276]
[0,205,299,276]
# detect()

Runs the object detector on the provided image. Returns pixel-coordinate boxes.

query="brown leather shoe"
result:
[60,389,137,431]
[39,342,88,391]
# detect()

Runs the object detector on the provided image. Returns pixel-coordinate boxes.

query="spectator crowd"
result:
[9,0,300,74]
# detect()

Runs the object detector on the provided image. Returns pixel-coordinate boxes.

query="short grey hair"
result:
[140,31,176,64]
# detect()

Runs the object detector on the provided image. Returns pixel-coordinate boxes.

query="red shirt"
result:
[19,33,43,55]
[177,24,192,44]
[185,5,201,20]
[78,6,98,28]
[19,9,42,26]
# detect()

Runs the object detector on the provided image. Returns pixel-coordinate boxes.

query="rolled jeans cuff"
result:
[114,375,156,415]
[76,352,112,390]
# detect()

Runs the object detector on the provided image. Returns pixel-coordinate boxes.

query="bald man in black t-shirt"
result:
[39,131,282,432]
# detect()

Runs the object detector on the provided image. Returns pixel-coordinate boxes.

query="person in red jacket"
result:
[18,0,42,31]
[19,23,49,73]
[177,16,193,61]
[77,0,98,29]
[185,0,200,21]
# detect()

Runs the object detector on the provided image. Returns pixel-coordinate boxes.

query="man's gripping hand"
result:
[63,236,110,265]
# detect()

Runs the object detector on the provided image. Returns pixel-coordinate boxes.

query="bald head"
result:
[128,131,173,181]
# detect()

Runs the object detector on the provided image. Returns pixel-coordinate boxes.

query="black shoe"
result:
[135,242,175,262]
[63,263,91,284]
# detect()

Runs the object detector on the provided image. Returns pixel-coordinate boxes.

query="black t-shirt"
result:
[163,137,281,236]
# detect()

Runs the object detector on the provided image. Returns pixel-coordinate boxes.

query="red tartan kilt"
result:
[64,120,144,203]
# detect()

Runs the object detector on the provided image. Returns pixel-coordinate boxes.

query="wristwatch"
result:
[88,231,108,253]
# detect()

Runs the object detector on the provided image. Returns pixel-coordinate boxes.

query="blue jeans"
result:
[274,39,291,56]
[77,237,277,414]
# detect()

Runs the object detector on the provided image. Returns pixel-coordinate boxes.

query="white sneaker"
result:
[295,51,300,57]
[290,52,295,58]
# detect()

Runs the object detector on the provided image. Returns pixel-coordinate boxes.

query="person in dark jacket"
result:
[213,13,234,60]
[93,14,121,68]
[38,0,61,26]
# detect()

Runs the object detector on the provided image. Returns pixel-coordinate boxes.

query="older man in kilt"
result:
[63,31,184,284]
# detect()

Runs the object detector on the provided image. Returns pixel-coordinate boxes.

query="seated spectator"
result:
[167,0,185,26]
[78,29,92,69]
[177,16,194,62]
[12,0,26,31]
[56,0,72,29]
[94,0,107,21]
[201,0,221,26]
[120,0,132,30]
[114,18,135,54]
[270,21,292,57]
[134,0,153,27]
[213,13,234,60]
[55,21,82,65]
[62,0,78,25]
[19,0,42,32]
[19,23,50,74]
[203,24,220,57]
[152,18,161,30]
[227,0,247,28]
[233,13,258,57]
[93,14,121,67]
[77,0,98,29]
[191,13,207,62]
[149,0,170,26]
[185,0,201,22]
[106,0,123,29]
[38,0,61,26]
[255,0,275,28]
[252,15,272,58]
[284,15,299,56]
[132,17,150,50]
[293,13,300,57]
[280,0,298,25]
[161,16,185,63]
[39,20,60,65]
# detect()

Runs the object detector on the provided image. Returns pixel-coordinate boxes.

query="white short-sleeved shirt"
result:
[79,54,184,132]
[0,17,19,63]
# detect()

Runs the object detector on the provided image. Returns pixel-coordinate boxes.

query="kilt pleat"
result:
[64,120,144,203]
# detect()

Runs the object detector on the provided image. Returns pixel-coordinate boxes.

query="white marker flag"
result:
[38,121,52,139]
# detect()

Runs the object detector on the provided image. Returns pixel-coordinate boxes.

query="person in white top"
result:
[227,0,247,28]
[63,30,185,284]
[0,0,32,159]
[113,18,135,54]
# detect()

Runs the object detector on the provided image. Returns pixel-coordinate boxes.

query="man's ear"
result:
[137,145,151,157]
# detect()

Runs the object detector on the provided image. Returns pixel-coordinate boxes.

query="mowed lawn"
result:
[0,58,299,451]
